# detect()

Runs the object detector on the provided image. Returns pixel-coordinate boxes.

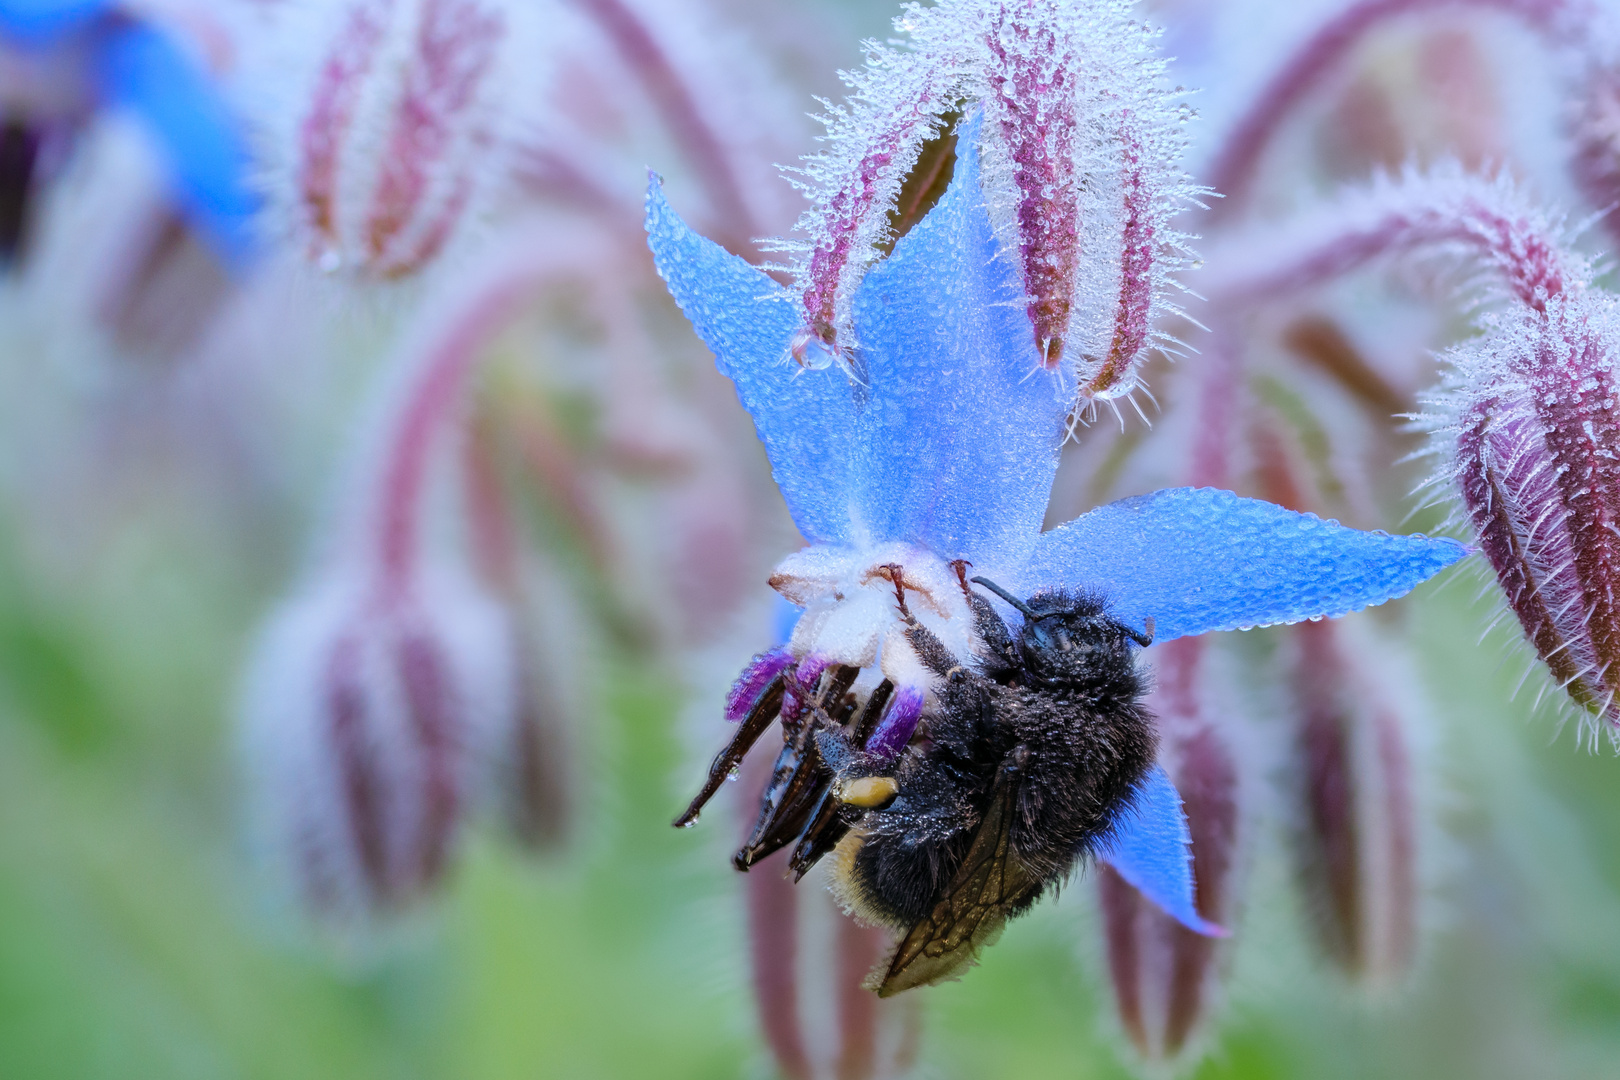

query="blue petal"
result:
[849,113,1068,565]
[771,592,802,647]
[0,0,107,43]
[95,21,259,265]
[1095,765,1224,936]
[645,179,858,544]
[1022,487,1469,642]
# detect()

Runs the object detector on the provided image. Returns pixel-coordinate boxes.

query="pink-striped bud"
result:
[1286,620,1418,984]
[238,220,576,922]
[1209,172,1620,728]
[240,559,515,922]
[788,0,1194,403]
[983,8,1080,369]
[1442,298,1620,729]
[288,0,509,278]
[1101,636,1240,1062]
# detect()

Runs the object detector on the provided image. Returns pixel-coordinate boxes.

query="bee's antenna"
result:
[1120,615,1155,648]
[969,576,1038,619]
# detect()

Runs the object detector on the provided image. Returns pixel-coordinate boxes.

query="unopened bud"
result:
[788,0,1193,405]
[241,560,515,923]
[1436,295,1620,731]
[1210,171,1620,730]
[290,0,508,278]
[1287,620,1417,985]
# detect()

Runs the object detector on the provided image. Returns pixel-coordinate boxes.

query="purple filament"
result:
[725,648,795,722]
[864,685,924,759]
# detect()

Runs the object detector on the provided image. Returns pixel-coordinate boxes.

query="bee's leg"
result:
[789,685,899,879]
[734,665,860,870]
[965,592,1019,680]
[898,622,1000,771]
[902,618,967,680]
[1115,614,1155,648]
[948,559,1016,675]
[672,671,785,827]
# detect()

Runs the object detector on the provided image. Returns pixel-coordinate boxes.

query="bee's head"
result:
[971,579,1152,691]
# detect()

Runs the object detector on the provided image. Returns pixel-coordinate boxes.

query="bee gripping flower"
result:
[650,114,1467,932]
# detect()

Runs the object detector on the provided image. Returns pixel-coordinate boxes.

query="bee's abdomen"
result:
[835,756,987,928]
[845,827,974,928]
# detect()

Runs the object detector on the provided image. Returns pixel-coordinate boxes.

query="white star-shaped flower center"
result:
[769,542,983,694]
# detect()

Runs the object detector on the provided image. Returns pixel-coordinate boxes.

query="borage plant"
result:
[649,0,1467,1071]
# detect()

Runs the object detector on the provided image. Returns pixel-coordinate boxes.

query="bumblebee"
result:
[675,570,1157,995]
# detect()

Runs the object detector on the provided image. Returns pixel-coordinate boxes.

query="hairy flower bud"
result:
[784,0,1195,405]
[241,559,514,921]
[1286,620,1418,984]
[1437,297,1620,731]
[1100,636,1239,1062]
[237,221,583,921]
[1209,171,1620,729]
[287,0,509,278]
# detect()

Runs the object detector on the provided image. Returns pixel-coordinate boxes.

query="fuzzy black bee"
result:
[674,570,1158,995]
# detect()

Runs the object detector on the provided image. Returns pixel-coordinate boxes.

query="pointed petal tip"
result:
[641,168,853,543]
[643,172,670,233]
[1032,487,1475,642]
[1096,765,1226,937]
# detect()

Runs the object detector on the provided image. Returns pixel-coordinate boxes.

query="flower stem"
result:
[372,240,568,598]
[1212,175,1579,313]
[574,0,757,249]
[1206,0,1577,218]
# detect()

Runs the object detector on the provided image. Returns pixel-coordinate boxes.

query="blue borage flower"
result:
[0,0,258,262]
[646,116,1467,935]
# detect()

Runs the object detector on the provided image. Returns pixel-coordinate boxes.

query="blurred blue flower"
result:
[0,0,257,262]
[0,0,106,43]
[646,117,1467,934]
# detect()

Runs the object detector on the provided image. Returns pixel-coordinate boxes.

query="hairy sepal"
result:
[781,0,1198,408]
[1425,295,1620,736]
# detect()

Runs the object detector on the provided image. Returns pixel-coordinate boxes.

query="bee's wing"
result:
[874,762,1039,996]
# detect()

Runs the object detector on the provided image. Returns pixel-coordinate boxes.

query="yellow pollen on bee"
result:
[838,776,900,807]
